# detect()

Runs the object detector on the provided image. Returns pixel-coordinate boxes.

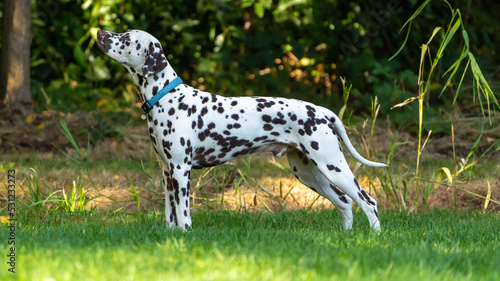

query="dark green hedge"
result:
[3,0,499,123]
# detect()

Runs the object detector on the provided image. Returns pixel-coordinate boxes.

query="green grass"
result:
[1,210,499,281]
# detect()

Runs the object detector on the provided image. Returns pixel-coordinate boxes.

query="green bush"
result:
[1,0,495,124]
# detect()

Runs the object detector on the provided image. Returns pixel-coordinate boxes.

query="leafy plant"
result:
[381,0,500,211]
[21,168,96,215]
[58,180,96,215]
[390,0,499,177]
[24,168,43,206]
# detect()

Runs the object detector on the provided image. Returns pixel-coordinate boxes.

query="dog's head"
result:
[96,29,168,79]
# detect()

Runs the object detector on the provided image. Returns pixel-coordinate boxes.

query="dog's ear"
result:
[142,42,169,79]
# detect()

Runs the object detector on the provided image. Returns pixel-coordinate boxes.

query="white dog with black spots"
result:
[96,29,387,231]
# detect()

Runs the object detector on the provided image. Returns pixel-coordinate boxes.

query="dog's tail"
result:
[331,113,387,168]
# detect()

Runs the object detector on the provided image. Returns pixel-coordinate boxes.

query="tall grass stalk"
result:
[57,120,91,168]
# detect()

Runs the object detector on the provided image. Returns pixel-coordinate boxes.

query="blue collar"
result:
[141,77,183,115]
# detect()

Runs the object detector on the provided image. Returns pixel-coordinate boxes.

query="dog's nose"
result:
[97,30,106,38]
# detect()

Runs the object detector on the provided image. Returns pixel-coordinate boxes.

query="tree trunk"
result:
[0,0,32,116]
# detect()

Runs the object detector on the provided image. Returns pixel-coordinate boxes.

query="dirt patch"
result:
[1,109,98,153]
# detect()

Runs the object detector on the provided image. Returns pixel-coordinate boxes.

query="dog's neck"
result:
[126,63,179,103]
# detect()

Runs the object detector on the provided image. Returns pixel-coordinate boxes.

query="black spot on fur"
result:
[254,136,268,142]
[299,144,309,155]
[263,124,273,131]
[361,190,376,206]
[271,117,286,125]
[354,178,361,190]
[197,115,204,129]
[200,107,208,116]
[327,164,341,172]
[211,94,217,103]
[310,141,319,150]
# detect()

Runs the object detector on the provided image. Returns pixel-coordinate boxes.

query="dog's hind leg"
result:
[287,149,354,230]
[304,149,381,231]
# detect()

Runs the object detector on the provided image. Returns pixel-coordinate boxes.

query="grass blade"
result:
[468,53,500,119]
[400,0,431,32]
[389,21,412,61]
[484,180,491,212]
[434,167,453,190]
[436,16,460,60]
[426,27,442,45]
[451,59,470,106]
[58,120,83,161]
[439,30,470,99]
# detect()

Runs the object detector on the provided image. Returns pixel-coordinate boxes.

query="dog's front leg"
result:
[160,165,179,228]
[166,164,192,230]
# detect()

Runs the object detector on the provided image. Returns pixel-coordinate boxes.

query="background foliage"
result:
[1,0,499,124]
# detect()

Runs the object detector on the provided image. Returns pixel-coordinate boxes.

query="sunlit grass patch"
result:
[2,210,499,281]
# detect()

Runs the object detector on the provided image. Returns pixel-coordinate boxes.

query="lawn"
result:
[1,210,499,281]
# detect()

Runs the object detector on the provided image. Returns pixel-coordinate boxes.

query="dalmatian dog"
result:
[96,29,387,231]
